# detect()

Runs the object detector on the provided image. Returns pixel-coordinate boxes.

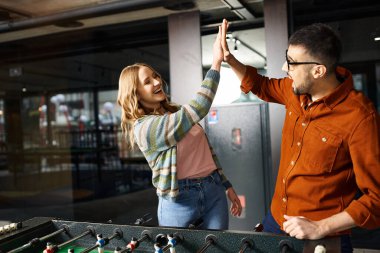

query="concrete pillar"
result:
[168,11,202,105]
[263,0,288,196]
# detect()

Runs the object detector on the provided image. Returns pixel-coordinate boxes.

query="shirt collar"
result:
[298,66,353,110]
[322,66,354,110]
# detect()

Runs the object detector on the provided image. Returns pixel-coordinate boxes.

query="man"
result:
[220,19,380,252]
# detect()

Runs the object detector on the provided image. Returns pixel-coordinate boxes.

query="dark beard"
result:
[292,77,313,96]
[292,86,302,95]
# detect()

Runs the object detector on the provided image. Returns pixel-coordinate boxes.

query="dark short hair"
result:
[289,23,342,73]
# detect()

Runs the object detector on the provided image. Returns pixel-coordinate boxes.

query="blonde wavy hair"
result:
[117,63,178,149]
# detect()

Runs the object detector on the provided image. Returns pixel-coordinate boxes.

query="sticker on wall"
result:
[208,109,218,124]
[231,128,242,150]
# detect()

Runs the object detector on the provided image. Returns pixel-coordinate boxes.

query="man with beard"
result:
[220,19,380,253]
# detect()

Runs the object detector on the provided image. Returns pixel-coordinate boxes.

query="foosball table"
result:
[0,217,341,253]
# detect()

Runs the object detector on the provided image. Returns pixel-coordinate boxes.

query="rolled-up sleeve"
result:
[240,65,293,105]
[345,112,380,229]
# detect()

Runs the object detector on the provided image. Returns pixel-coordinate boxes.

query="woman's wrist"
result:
[211,59,222,72]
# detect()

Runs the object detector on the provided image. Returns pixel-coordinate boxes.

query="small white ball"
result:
[314,244,326,253]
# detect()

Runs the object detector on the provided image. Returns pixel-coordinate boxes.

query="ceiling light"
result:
[226,33,233,42]
[234,39,238,51]
[372,29,380,42]
[9,67,22,77]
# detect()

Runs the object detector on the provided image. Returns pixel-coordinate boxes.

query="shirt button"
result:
[282,197,287,203]
[290,161,295,166]
[322,137,327,142]
[302,122,307,127]
[289,111,292,116]
[297,142,301,146]
[282,178,286,184]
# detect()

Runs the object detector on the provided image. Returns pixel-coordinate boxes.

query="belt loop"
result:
[209,172,215,182]
[213,170,220,183]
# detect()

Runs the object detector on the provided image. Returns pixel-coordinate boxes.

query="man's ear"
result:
[312,65,327,79]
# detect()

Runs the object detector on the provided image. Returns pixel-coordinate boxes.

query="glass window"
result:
[49,92,94,148]
[0,99,4,143]
[0,99,5,171]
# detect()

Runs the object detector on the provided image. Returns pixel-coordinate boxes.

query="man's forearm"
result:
[318,211,356,236]
[284,211,357,239]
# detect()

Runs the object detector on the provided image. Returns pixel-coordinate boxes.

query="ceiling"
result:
[0,0,379,94]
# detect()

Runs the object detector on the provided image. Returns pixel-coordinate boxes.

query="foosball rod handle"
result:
[134,213,152,225]
[253,223,264,232]
[188,217,204,229]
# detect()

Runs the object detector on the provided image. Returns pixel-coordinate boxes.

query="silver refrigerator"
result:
[205,102,273,231]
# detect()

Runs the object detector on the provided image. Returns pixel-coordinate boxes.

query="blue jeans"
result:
[158,170,229,230]
[262,211,353,253]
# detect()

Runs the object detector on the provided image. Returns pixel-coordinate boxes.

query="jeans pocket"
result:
[177,186,189,201]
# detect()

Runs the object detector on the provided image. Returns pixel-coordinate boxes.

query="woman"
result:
[117,26,241,229]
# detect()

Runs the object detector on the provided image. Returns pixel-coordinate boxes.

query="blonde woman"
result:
[117,26,241,229]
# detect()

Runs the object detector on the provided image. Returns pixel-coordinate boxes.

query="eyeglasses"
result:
[285,49,322,70]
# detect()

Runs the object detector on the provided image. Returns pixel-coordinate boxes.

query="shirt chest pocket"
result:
[302,126,342,173]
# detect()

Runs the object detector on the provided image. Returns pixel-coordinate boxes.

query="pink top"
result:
[176,124,217,179]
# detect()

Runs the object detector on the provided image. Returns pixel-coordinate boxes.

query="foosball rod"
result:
[134,213,152,225]
[80,228,123,253]
[161,233,183,253]
[120,230,152,253]
[7,225,70,253]
[57,226,95,249]
[238,238,254,253]
[196,234,217,253]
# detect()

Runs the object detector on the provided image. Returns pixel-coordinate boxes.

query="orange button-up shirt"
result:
[241,66,380,232]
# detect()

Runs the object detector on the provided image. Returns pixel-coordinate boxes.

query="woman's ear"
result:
[138,108,145,115]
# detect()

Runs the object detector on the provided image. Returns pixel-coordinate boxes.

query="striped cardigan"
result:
[134,69,232,199]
